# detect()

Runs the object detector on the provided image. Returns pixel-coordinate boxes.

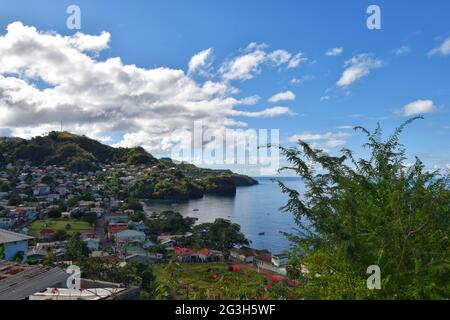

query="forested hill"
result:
[0,131,258,187]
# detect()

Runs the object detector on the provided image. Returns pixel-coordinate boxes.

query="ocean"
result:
[144,177,304,254]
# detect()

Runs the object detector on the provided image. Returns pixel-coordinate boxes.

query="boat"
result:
[193,209,199,212]
[258,232,265,236]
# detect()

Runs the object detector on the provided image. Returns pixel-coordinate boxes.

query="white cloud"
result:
[219,44,303,81]
[0,22,291,156]
[289,131,352,150]
[188,48,213,75]
[287,52,305,69]
[337,54,382,87]
[320,95,330,102]
[267,49,291,66]
[393,45,411,56]
[231,106,294,118]
[268,90,296,103]
[399,100,436,116]
[428,37,450,56]
[290,75,315,85]
[325,47,343,56]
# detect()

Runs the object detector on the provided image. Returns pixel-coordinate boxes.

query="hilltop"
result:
[0,131,257,200]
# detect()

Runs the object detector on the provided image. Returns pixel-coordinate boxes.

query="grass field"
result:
[28,219,93,236]
[153,262,273,299]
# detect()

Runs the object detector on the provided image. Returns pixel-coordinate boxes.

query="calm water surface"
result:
[144,177,303,254]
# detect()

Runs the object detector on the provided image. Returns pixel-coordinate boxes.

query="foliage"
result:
[190,219,249,253]
[146,211,196,237]
[7,192,22,206]
[47,208,62,219]
[66,233,89,261]
[52,229,68,241]
[279,118,450,299]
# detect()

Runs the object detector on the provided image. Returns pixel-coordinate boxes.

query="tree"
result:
[66,233,88,260]
[52,229,68,241]
[47,208,62,219]
[41,175,54,185]
[140,267,157,299]
[279,118,450,299]
[82,212,97,224]
[7,192,22,206]
[192,219,249,252]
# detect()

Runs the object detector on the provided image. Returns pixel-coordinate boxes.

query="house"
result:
[115,230,146,245]
[128,220,149,233]
[105,213,129,224]
[174,247,198,263]
[254,252,273,271]
[35,184,51,196]
[174,247,222,263]
[79,230,96,240]
[85,238,100,251]
[272,253,289,268]
[229,246,257,263]
[0,229,34,262]
[197,248,223,262]
[38,228,56,241]
[0,217,15,229]
[61,212,71,218]
[29,278,139,300]
[107,223,129,237]
[0,260,69,300]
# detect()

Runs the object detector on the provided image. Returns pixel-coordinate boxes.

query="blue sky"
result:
[0,0,449,174]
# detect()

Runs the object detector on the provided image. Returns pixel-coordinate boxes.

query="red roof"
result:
[174,246,196,256]
[108,224,128,234]
[39,228,55,235]
[80,230,96,235]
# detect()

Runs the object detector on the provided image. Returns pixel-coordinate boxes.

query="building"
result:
[229,246,261,263]
[0,229,33,262]
[0,217,15,229]
[0,260,68,300]
[115,230,146,245]
[37,228,56,241]
[254,252,273,271]
[272,253,289,268]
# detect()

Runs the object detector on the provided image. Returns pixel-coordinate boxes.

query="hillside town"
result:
[0,160,291,300]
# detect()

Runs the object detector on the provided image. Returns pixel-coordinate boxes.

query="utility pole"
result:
[61,120,63,132]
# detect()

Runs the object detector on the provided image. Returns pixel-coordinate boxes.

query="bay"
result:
[144,177,303,254]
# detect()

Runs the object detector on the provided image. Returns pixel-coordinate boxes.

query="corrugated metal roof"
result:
[0,260,68,300]
[0,229,34,244]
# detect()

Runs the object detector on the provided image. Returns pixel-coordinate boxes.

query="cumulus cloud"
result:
[289,131,352,150]
[0,22,292,156]
[287,52,305,68]
[219,44,303,81]
[188,48,213,75]
[399,100,436,116]
[268,91,296,103]
[337,54,382,87]
[325,47,343,56]
[428,37,450,56]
